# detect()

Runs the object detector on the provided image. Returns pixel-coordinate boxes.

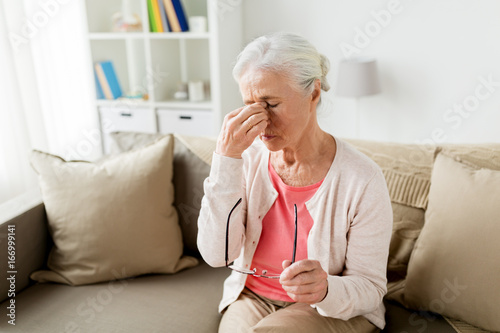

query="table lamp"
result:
[335,57,381,138]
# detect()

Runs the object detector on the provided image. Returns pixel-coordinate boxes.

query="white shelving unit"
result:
[83,0,243,153]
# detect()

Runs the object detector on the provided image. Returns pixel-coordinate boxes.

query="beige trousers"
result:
[219,288,380,333]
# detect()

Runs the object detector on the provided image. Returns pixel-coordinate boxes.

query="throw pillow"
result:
[108,131,217,257]
[403,153,500,332]
[30,135,198,286]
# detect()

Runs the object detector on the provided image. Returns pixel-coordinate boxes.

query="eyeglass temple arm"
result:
[225,198,243,267]
[292,204,297,264]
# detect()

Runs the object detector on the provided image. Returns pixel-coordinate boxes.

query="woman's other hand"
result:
[280,259,328,304]
[216,102,269,159]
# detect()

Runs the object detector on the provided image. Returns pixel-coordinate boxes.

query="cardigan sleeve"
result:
[197,152,248,267]
[314,168,393,321]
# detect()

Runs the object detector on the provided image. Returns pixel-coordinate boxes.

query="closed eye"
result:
[267,103,279,108]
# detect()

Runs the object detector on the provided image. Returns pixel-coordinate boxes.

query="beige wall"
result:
[240,0,500,144]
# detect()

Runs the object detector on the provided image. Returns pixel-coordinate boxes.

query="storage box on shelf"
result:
[84,0,243,154]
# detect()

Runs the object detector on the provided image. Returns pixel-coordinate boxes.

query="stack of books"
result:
[94,61,123,100]
[148,0,189,33]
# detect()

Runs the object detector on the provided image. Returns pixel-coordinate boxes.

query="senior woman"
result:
[197,32,392,333]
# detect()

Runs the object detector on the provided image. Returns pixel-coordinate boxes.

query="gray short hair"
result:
[233,32,331,94]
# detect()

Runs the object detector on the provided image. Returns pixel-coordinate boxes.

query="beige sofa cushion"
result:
[12,262,230,332]
[404,153,500,332]
[30,135,197,285]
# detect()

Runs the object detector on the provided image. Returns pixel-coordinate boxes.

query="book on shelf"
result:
[158,0,171,32]
[94,61,123,100]
[147,0,189,32]
[152,0,165,32]
[162,0,180,32]
[147,0,157,32]
[94,71,104,99]
[171,0,189,32]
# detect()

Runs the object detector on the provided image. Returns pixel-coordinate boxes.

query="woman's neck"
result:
[274,126,334,166]
[269,125,336,187]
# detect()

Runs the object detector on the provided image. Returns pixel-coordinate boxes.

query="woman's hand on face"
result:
[280,259,328,304]
[216,102,269,159]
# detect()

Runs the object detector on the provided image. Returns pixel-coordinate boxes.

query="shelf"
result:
[89,32,210,41]
[89,32,145,40]
[86,0,243,154]
[154,100,212,109]
[96,99,212,110]
[148,32,210,40]
[96,99,151,108]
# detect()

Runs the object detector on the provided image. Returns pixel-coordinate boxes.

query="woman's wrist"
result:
[319,285,328,302]
[215,149,242,159]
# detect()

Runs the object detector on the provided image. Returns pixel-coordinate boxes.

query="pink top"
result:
[245,158,323,301]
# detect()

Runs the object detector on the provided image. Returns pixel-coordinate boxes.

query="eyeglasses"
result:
[225,198,297,279]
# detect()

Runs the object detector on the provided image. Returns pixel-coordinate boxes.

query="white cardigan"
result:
[197,137,393,329]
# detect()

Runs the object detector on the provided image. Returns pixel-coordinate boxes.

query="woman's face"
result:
[238,69,320,152]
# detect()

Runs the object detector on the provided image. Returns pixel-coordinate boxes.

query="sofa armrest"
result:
[0,189,50,303]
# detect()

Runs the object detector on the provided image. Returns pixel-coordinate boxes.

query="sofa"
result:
[1,132,499,333]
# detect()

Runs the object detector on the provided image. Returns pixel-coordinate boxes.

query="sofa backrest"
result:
[86,131,500,282]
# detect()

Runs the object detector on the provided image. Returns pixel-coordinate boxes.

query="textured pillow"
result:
[403,153,500,332]
[30,135,198,285]
[344,139,436,284]
[438,143,500,171]
[172,135,216,256]
[386,203,425,282]
[109,132,217,257]
[108,131,164,155]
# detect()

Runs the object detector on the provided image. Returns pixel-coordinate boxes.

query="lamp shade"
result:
[335,58,381,97]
